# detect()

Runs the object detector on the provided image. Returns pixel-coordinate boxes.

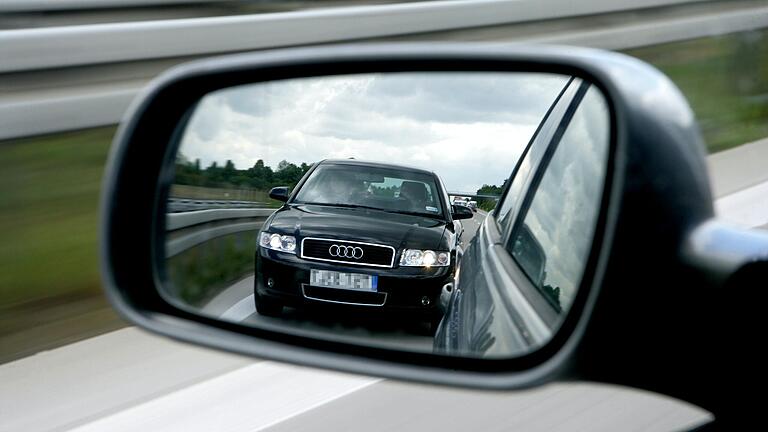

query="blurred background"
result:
[1,0,766,378]
[6,0,768,362]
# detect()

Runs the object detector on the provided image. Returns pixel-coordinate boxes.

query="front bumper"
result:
[256,247,451,318]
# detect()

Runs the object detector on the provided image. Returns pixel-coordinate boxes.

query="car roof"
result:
[317,159,436,177]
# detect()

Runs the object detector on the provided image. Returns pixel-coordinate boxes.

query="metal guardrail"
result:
[0,0,701,73]
[0,0,232,12]
[165,207,274,257]
[167,198,269,213]
[2,0,767,141]
[449,193,501,201]
[166,207,274,228]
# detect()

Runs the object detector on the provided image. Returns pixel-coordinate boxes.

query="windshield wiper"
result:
[300,202,383,211]
[383,209,444,219]
[299,202,444,220]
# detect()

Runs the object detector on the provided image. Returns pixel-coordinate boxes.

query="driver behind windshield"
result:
[293,163,443,218]
[328,174,365,202]
[301,172,361,204]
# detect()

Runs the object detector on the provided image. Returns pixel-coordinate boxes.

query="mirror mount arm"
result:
[683,219,768,286]
[678,220,768,424]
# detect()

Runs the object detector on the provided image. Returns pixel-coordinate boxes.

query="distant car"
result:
[467,201,478,212]
[255,159,472,332]
[453,199,470,208]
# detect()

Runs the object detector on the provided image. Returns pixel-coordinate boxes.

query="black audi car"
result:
[255,159,473,330]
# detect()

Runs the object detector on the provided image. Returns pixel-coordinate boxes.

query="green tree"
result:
[174,157,312,193]
[476,181,507,211]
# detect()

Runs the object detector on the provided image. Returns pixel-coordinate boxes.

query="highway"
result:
[0,330,710,432]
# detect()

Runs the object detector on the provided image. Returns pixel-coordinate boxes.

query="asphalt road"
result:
[196,209,488,354]
[0,327,710,432]
[459,209,486,250]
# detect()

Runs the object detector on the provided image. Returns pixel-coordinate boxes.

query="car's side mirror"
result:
[101,44,768,424]
[451,204,473,220]
[269,186,290,202]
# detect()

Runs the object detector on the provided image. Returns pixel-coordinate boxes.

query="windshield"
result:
[293,163,444,218]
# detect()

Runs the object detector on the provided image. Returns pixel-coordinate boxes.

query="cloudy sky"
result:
[515,86,609,310]
[178,72,569,193]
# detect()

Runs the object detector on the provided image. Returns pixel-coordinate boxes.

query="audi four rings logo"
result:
[329,244,364,259]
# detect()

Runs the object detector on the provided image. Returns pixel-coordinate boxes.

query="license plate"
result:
[310,269,377,292]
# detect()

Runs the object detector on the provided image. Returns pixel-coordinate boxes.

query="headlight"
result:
[400,249,450,267]
[260,232,296,254]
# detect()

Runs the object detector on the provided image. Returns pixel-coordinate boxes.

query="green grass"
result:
[167,231,257,307]
[0,127,115,307]
[623,29,768,153]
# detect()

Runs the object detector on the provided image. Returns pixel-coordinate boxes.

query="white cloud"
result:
[178,72,569,192]
[515,87,610,311]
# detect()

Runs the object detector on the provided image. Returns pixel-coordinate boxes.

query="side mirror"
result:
[101,43,768,423]
[451,204,473,220]
[269,186,290,202]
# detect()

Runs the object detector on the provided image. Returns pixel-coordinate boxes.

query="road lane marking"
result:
[67,361,380,432]
[1,327,251,432]
[201,274,255,316]
[715,179,768,228]
[220,294,256,322]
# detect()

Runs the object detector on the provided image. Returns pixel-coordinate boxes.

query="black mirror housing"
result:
[452,204,473,220]
[100,43,768,423]
[269,186,290,202]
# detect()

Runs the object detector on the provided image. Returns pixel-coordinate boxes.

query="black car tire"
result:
[254,290,283,317]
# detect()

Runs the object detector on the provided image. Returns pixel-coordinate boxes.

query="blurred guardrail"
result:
[0,0,232,12]
[0,0,709,73]
[449,193,500,201]
[168,198,269,212]
[2,0,768,141]
[165,207,274,257]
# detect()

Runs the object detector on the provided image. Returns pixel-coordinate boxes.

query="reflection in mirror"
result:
[161,72,610,359]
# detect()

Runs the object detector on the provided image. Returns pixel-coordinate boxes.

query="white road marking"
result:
[201,274,254,316]
[67,362,380,432]
[0,328,251,432]
[262,381,711,432]
[708,137,768,197]
[715,180,768,228]
[220,293,256,321]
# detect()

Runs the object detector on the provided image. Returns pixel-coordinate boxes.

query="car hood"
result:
[266,204,448,250]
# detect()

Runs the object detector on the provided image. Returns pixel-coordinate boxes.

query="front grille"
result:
[301,237,395,268]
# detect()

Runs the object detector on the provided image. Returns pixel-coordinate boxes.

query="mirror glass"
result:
[161,72,610,359]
